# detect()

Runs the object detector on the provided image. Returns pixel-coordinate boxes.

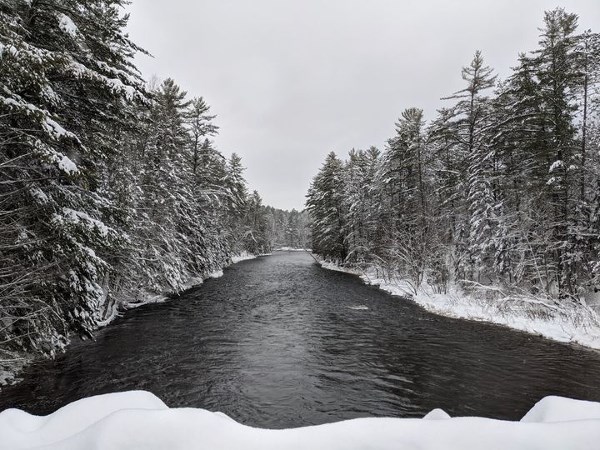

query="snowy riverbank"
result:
[319,260,600,350]
[0,253,262,388]
[1,390,599,450]
[124,252,262,309]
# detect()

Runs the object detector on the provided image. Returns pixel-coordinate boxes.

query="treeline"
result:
[264,207,311,249]
[307,9,600,301]
[0,1,270,370]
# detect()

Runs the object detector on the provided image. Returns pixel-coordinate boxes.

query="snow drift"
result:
[1,391,599,450]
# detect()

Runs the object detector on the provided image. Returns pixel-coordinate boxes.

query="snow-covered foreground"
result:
[1,391,599,450]
[320,261,600,350]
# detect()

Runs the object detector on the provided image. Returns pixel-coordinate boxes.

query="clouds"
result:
[126,0,599,210]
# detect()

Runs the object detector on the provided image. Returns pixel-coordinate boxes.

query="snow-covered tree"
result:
[0,2,269,370]
[306,152,346,260]
[0,0,146,357]
[307,8,600,302]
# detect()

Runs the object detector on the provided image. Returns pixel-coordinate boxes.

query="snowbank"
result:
[319,261,600,350]
[0,391,167,449]
[521,396,600,423]
[231,252,258,264]
[1,391,599,450]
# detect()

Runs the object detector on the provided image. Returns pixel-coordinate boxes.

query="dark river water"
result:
[2,252,600,428]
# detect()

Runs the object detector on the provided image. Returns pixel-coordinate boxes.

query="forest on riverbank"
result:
[0,0,285,382]
[307,9,600,313]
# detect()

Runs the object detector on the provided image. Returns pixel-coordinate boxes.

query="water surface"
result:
[2,252,600,428]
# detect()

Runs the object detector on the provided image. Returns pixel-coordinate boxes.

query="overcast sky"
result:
[126,0,599,210]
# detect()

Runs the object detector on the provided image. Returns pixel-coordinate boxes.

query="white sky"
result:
[126,0,600,210]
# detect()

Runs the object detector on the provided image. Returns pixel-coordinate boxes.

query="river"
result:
[1,251,600,428]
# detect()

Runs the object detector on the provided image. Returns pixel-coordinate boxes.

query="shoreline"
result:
[317,259,600,351]
[0,252,263,389]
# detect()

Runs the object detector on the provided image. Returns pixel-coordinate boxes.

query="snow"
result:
[208,270,224,279]
[274,247,312,252]
[521,396,600,423]
[182,276,204,290]
[0,391,166,450]
[1,391,600,450]
[319,261,600,350]
[30,188,48,204]
[66,59,140,101]
[231,252,257,263]
[2,91,79,143]
[62,208,110,237]
[58,14,79,38]
[42,117,71,140]
[548,159,564,172]
[423,408,452,420]
[57,154,78,175]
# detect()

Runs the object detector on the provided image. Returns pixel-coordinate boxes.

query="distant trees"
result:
[307,8,600,301]
[264,207,311,250]
[0,1,270,371]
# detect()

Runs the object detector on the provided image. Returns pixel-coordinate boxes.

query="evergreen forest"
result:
[0,0,276,375]
[307,9,600,303]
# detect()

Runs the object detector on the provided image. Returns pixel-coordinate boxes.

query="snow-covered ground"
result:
[231,251,260,264]
[274,247,312,252]
[320,261,600,350]
[1,391,599,450]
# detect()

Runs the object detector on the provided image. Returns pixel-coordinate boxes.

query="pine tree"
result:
[223,153,249,254]
[187,97,218,175]
[432,51,497,282]
[462,52,498,282]
[374,109,430,285]
[0,1,273,373]
[306,152,346,260]
[244,191,271,255]
[304,8,599,303]
[137,78,192,291]
[0,0,146,356]
[503,9,583,296]
[342,147,381,263]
